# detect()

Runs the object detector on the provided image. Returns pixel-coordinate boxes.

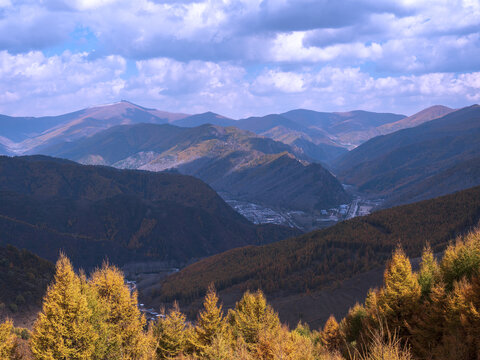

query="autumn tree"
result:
[376,247,421,336]
[155,302,188,359]
[30,253,96,360]
[227,290,280,350]
[418,244,440,299]
[90,263,151,359]
[441,229,480,290]
[0,319,17,359]
[320,315,342,352]
[189,284,226,356]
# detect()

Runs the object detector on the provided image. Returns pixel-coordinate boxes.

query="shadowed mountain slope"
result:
[173,112,236,128]
[334,105,480,206]
[0,155,299,269]
[0,245,54,325]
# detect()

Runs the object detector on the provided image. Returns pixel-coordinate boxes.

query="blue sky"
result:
[0,0,479,118]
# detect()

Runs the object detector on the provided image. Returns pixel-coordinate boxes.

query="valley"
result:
[2,3,479,358]
[223,193,378,231]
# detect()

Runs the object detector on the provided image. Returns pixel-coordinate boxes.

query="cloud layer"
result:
[0,0,479,117]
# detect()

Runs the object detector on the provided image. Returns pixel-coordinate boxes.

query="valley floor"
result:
[222,192,381,231]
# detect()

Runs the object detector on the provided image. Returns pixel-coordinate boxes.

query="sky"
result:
[0,0,479,118]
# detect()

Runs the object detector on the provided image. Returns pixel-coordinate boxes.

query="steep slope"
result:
[200,152,348,210]
[260,125,347,163]
[158,185,480,325]
[384,156,480,207]
[40,123,350,211]
[0,245,54,325]
[0,156,299,269]
[334,105,480,205]
[0,101,189,154]
[377,105,454,135]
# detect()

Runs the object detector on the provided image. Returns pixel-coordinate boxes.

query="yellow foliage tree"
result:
[320,315,341,352]
[227,290,280,350]
[376,247,421,335]
[256,324,317,360]
[155,302,188,359]
[189,284,225,356]
[90,263,151,359]
[418,245,440,299]
[30,253,97,360]
[0,319,17,359]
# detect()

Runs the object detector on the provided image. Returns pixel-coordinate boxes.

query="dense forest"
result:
[159,185,480,304]
[0,155,298,268]
[0,245,54,315]
[2,226,479,359]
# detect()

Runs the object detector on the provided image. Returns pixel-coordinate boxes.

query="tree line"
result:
[1,226,480,359]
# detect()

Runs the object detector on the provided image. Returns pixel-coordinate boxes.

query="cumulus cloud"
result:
[0,51,125,115]
[0,0,479,116]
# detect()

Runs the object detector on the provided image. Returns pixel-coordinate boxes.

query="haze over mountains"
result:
[335,104,480,207]
[0,101,449,160]
[0,101,188,155]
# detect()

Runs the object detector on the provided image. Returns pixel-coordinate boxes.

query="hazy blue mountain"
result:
[334,105,480,206]
[0,101,189,154]
[173,111,236,127]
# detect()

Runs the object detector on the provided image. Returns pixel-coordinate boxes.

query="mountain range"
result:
[0,101,452,164]
[0,101,188,155]
[0,155,298,269]
[334,105,480,207]
[38,123,350,211]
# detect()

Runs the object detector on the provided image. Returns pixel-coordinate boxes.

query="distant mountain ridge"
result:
[376,105,454,135]
[1,101,454,165]
[0,101,189,155]
[334,105,480,206]
[0,155,299,268]
[172,109,408,163]
[39,123,350,211]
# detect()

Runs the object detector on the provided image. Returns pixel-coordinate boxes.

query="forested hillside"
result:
[3,227,479,360]
[0,245,54,318]
[0,155,298,268]
[159,186,480,307]
[334,105,480,206]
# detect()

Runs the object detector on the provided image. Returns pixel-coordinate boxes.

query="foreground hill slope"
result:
[0,156,298,268]
[158,185,480,324]
[334,105,480,206]
[41,123,350,211]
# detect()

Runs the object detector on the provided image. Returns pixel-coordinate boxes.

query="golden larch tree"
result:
[30,253,97,360]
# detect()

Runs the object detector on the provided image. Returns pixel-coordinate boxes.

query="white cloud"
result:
[252,69,306,94]
[0,49,479,118]
[0,51,125,115]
